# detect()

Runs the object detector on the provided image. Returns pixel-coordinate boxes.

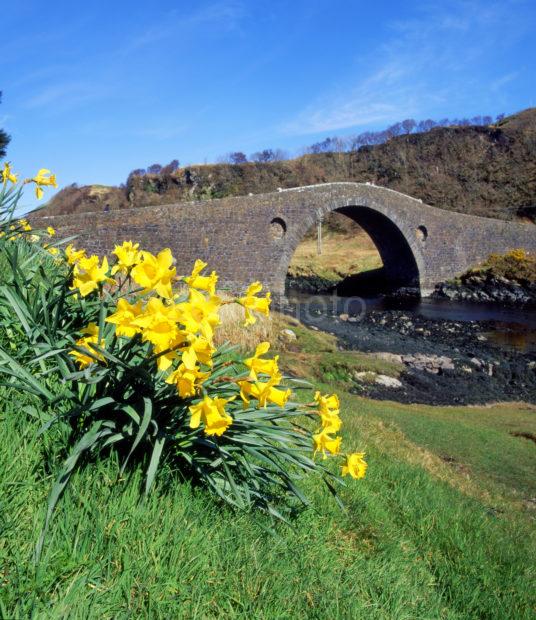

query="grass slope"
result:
[1,321,535,618]
[287,230,382,287]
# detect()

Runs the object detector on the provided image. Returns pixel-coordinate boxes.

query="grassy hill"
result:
[36,108,536,221]
[2,316,535,617]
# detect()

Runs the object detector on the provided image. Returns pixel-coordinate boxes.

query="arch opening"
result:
[285,206,421,297]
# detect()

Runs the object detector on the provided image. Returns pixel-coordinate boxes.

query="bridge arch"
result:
[274,193,426,296]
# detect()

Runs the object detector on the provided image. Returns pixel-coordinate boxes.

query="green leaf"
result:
[121,397,153,475]
[144,434,165,496]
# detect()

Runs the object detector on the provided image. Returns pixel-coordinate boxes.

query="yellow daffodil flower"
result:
[132,297,182,351]
[112,241,141,275]
[131,248,176,298]
[178,288,221,341]
[65,244,87,265]
[46,226,56,236]
[314,391,341,434]
[29,169,57,200]
[166,362,209,398]
[244,341,279,380]
[341,453,367,479]
[239,375,291,408]
[180,334,215,368]
[69,323,106,368]
[184,259,218,296]
[238,281,271,326]
[188,395,233,436]
[313,430,342,459]
[1,162,18,185]
[105,298,143,337]
[71,255,113,297]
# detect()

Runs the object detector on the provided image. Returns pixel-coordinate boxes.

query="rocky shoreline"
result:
[433,274,536,307]
[284,300,536,406]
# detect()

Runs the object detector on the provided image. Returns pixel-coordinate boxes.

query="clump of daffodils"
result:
[63,242,367,477]
[0,166,366,558]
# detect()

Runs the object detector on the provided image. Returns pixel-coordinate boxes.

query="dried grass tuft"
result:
[215,301,274,351]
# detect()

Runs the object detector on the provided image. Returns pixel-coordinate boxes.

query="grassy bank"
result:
[1,319,535,618]
[287,230,382,287]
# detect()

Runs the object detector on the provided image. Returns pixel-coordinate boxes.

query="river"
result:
[286,291,536,353]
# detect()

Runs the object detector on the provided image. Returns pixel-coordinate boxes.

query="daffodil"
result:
[1,162,17,185]
[65,244,86,265]
[239,375,291,408]
[178,288,221,341]
[46,226,56,236]
[244,341,279,380]
[131,249,176,298]
[313,430,342,459]
[71,255,113,297]
[105,298,143,337]
[184,259,218,295]
[29,169,57,200]
[238,281,271,326]
[180,334,215,368]
[132,297,182,351]
[112,241,141,275]
[314,391,341,434]
[166,362,209,398]
[341,453,367,479]
[188,395,233,436]
[69,323,106,368]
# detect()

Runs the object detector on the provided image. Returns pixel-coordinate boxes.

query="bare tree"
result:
[147,163,162,174]
[161,159,180,174]
[250,149,276,163]
[228,152,248,164]
[401,119,416,134]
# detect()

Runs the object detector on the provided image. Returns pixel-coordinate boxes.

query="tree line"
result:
[126,112,507,182]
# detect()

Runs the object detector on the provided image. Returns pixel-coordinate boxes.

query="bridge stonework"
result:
[33,183,536,296]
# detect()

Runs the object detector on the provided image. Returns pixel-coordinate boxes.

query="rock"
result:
[374,375,403,388]
[280,328,297,342]
[339,313,349,321]
[461,366,473,373]
[469,357,483,368]
[310,325,319,331]
[374,352,404,364]
[402,354,455,374]
[477,335,487,341]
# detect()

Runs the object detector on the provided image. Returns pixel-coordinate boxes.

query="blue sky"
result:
[2,0,535,210]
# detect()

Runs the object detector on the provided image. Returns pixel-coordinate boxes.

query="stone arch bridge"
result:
[34,183,536,297]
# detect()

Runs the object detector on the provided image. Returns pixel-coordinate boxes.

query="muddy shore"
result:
[284,300,536,406]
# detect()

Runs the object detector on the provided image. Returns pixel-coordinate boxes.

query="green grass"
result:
[350,397,536,504]
[1,381,535,618]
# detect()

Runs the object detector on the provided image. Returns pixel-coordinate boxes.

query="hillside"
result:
[35,108,536,221]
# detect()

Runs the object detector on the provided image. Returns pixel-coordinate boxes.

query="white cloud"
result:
[280,0,531,136]
[23,81,108,111]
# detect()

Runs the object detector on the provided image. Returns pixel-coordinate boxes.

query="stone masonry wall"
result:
[30,183,536,296]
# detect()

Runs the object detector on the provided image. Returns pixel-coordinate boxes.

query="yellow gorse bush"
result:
[0,167,366,561]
